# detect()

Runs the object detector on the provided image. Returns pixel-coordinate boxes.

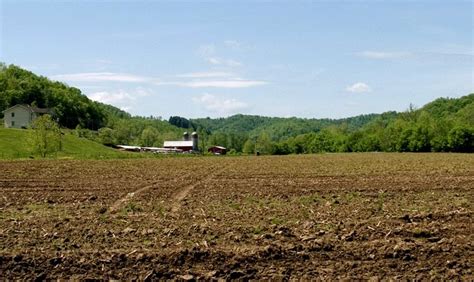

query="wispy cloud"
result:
[51,72,149,83]
[224,40,242,49]
[163,71,266,88]
[176,71,233,78]
[357,51,411,59]
[193,93,249,115]
[156,79,267,89]
[134,87,153,97]
[346,82,371,93]
[357,49,473,61]
[181,79,265,88]
[198,43,243,67]
[198,44,216,57]
[88,90,135,111]
[206,57,243,67]
[96,59,112,64]
[87,87,152,111]
[52,70,266,89]
[207,57,221,65]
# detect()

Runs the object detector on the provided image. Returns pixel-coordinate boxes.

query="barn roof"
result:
[209,146,226,150]
[116,145,141,150]
[163,141,193,148]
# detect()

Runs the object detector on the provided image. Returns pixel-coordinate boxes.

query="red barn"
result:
[208,146,227,155]
[163,132,199,152]
[163,141,193,152]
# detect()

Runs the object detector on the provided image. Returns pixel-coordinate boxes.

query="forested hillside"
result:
[0,64,182,146]
[184,95,473,154]
[0,64,111,129]
[1,64,472,154]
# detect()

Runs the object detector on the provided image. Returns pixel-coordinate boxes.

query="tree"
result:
[98,127,115,145]
[140,126,159,147]
[242,139,255,155]
[169,116,194,129]
[448,126,473,152]
[256,132,274,155]
[30,114,61,158]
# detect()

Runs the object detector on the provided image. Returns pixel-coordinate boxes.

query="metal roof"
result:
[163,141,193,147]
[117,145,141,150]
[210,146,226,150]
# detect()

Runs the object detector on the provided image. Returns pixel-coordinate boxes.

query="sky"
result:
[1,0,473,119]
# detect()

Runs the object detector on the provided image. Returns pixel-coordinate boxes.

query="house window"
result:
[11,121,15,127]
[11,112,15,117]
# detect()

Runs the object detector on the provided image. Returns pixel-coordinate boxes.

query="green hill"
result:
[0,63,184,147]
[0,127,136,159]
[1,63,472,156]
[189,94,473,154]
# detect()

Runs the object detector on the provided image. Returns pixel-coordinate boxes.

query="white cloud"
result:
[87,87,153,111]
[346,82,372,93]
[225,59,243,67]
[193,93,249,115]
[198,43,243,67]
[155,71,266,88]
[176,71,233,78]
[207,57,221,65]
[224,40,241,49]
[96,59,112,64]
[51,72,149,83]
[155,79,267,88]
[183,79,265,88]
[89,90,135,105]
[52,69,265,89]
[206,57,242,67]
[134,87,153,97]
[198,44,216,57]
[357,51,411,59]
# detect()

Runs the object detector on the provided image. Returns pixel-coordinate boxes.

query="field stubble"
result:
[0,153,472,279]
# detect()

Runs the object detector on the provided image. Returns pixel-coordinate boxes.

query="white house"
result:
[2,104,52,129]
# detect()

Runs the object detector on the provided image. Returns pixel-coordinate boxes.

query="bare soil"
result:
[0,153,472,279]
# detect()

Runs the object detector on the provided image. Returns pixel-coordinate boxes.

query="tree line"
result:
[189,95,473,154]
[1,63,472,153]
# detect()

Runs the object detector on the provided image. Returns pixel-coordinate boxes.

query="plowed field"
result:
[1,153,473,279]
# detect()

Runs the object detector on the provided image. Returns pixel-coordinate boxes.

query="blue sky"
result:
[1,0,472,119]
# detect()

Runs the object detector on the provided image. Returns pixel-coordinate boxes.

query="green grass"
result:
[0,128,138,160]
[0,128,32,158]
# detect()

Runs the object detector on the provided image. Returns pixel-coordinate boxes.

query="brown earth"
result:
[0,153,473,280]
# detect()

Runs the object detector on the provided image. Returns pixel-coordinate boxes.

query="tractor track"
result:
[170,164,227,214]
[108,182,161,213]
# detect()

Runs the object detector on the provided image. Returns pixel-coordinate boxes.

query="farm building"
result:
[208,146,227,155]
[2,104,52,129]
[115,145,142,152]
[163,132,199,152]
[115,145,183,153]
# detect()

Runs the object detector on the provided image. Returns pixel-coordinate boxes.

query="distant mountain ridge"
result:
[187,94,473,153]
[191,112,394,141]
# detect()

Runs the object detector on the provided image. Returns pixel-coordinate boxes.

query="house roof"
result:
[163,141,193,148]
[2,104,52,114]
[30,106,51,114]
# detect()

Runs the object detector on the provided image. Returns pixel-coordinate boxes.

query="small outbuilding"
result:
[208,146,227,155]
[2,104,52,129]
